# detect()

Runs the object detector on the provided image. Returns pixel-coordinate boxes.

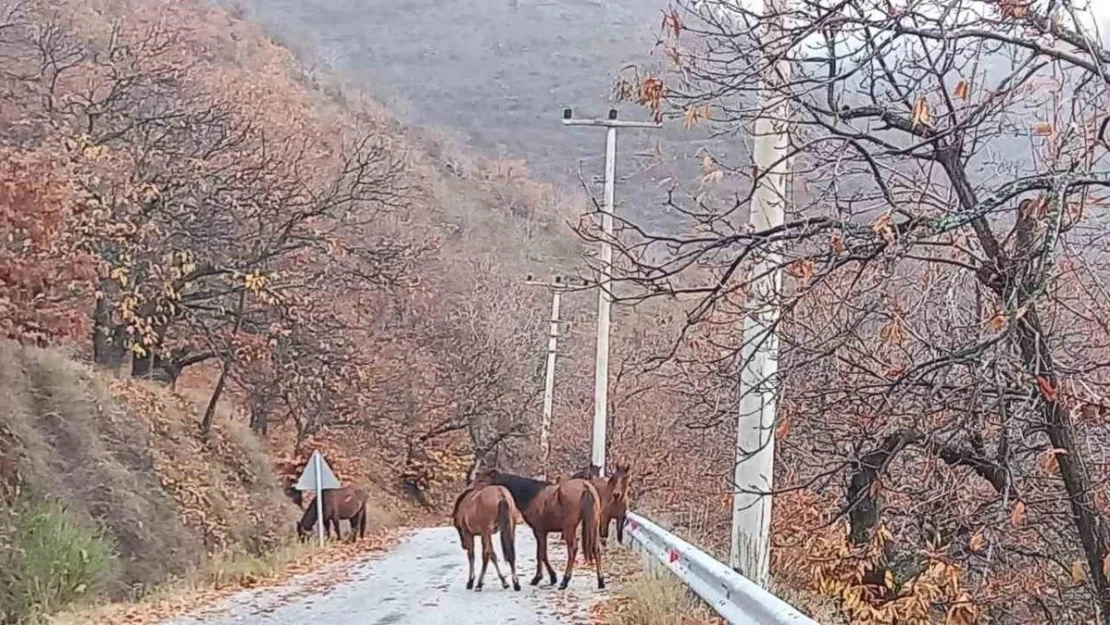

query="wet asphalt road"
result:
[165,527,605,625]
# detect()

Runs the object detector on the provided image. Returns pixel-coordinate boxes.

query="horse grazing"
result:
[295,486,369,542]
[483,469,604,590]
[571,463,631,545]
[452,482,521,592]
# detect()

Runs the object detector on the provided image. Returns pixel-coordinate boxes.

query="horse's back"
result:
[323,485,369,517]
[457,484,513,532]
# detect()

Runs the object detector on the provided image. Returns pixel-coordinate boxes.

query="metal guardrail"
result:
[623,512,819,625]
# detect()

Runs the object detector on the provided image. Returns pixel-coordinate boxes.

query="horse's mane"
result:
[297,500,317,530]
[491,472,547,512]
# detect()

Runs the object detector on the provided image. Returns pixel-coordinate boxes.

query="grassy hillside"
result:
[0,341,302,620]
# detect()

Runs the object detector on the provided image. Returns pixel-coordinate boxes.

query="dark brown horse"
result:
[452,482,521,592]
[483,469,604,590]
[296,486,369,542]
[572,463,631,545]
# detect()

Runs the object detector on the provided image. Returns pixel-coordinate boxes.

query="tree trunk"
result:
[92,294,126,372]
[200,361,229,437]
[847,429,921,545]
[1015,307,1110,618]
[249,393,269,435]
[130,350,175,384]
[943,151,1110,620]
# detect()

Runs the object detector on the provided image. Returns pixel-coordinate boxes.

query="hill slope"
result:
[0,340,297,618]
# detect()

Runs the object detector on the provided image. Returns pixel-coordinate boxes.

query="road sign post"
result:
[294,450,341,547]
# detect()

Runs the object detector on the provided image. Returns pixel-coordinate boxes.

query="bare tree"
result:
[611,0,1110,621]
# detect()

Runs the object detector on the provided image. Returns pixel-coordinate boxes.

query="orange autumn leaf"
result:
[1071,560,1087,583]
[911,95,933,128]
[968,530,986,553]
[1037,376,1059,402]
[1103,554,1110,578]
[788,258,817,283]
[954,79,970,101]
[986,312,1008,331]
[1034,122,1055,136]
[1039,447,1067,474]
[1011,500,1027,527]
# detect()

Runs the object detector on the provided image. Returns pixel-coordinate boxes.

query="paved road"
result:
[166,527,606,625]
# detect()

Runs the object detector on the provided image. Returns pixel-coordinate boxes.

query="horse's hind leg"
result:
[476,532,492,591]
[486,535,508,589]
[530,529,545,586]
[463,534,476,590]
[559,524,579,590]
[543,535,558,585]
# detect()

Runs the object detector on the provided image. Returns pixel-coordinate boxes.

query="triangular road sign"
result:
[294,450,341,491]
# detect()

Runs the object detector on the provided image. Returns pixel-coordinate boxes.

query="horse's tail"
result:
[497,496,515,565]
[581,488,600,564]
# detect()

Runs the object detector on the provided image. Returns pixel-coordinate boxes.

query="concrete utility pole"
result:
[562,107,660,477]
[730,0,793,588]
[524,273,572,481]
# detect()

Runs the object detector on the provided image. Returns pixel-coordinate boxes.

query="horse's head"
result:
[284,484,304,509]
[608,463,631,504]
[608,463,632,544]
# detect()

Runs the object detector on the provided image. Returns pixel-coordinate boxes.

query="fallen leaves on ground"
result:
[53,528,408,625]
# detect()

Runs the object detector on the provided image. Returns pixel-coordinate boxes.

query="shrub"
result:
[0,502,117,624]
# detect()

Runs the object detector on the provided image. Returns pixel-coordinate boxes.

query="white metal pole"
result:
[730,0,791,588]
[592,125,617,476]
[314,452,325,547]
[539,289,561,481]
[562,108,660,478]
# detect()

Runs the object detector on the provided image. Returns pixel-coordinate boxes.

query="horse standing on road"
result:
[452,481,522,592]
[296,486,369,542]
[483,469,605,590]
[572,463,632,545]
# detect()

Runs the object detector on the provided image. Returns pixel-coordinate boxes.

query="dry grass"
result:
[588,545,721,625]
[50,528,407,625]
[606,571,721,625]
[771,583,849,625]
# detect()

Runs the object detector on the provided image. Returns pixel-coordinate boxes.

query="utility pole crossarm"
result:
[524,273,585,481]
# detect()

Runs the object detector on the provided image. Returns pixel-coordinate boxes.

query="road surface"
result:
[166,527,606,625]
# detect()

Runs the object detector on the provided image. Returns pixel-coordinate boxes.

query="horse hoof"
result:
[466,580,474,590]
[475,584,484,592]
[501,580,509,589]
[530,576,542,586]
[598,578,606,590]
[513,581,521,591]
[558,580,569,591]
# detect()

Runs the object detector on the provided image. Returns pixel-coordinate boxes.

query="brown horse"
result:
[452,482,521,592]
[484,469,604,590]
[296,486,369,542]
[572,463,631,545]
